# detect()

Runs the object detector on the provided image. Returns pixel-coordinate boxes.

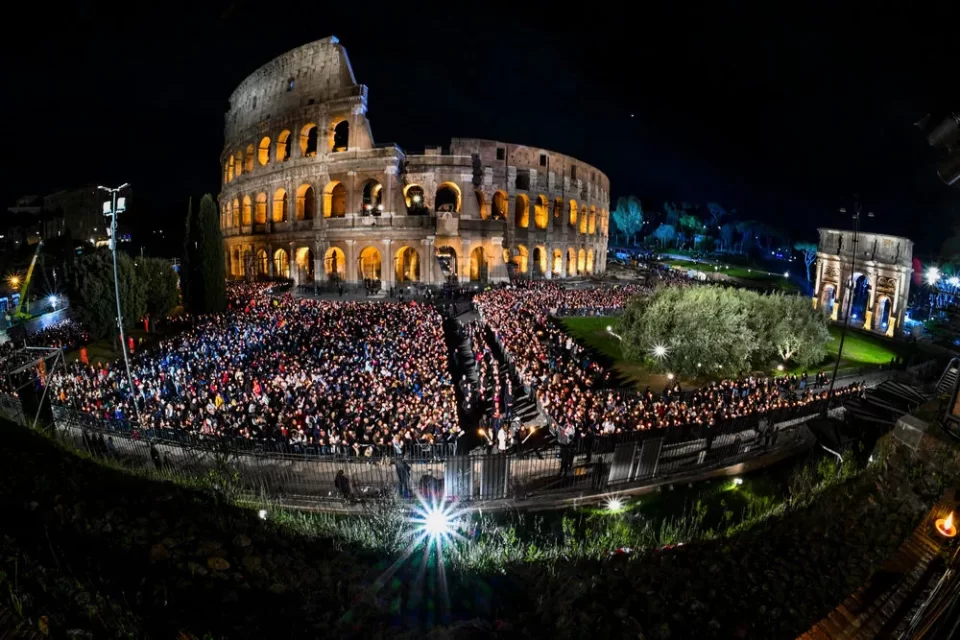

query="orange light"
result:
[935,511,957,538]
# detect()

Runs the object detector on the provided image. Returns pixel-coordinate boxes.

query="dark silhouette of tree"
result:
[139,256,180,321]
[182,194,226,314]
[67,249,146,342]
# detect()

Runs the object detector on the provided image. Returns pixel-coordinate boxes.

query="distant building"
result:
[1,186,130,249]
[220,36,610,287]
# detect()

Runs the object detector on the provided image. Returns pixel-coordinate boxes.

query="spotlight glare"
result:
[776,364,784,372]
[258,509,268,520]
[605,497,624,513]
[651,343,669,359]
[926,267,941,286]
[733,477,743,486]
[606,325,613,332]
[667,372,675,380]
[949,277,959,288]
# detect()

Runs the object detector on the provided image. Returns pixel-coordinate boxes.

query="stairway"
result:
[936,358,959,396]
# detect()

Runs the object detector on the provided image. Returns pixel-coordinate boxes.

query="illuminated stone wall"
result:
[219,37,610,287]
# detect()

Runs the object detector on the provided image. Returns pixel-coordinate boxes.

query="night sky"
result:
[2,2,958,254]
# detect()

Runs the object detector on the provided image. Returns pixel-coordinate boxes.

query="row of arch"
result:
[477,191,607,234]
[229,243,598,282]
[223,121,350,184]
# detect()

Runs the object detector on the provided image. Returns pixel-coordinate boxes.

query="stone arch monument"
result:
[812,228,913,337]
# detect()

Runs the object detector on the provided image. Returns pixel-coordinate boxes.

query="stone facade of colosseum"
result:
[220,36,610,288]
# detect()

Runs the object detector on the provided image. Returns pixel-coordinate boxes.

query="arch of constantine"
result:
[812,228,913,337]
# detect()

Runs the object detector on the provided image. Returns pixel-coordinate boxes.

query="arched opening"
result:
[255,193,267,224]
[273,248,290,278]
[514,194,530,229]
[513,244,529,274]
[534,195,549,230]
[533,246,546,276]
[241,196,252,226]
[332,120,349,152]
[492,191,508,221]
[553,198,562,220]
[231,198,240,228]
[227,156,235,182]
[395,246,421,283]
[255,248,268,275]
[849,273,871,323]
[586,249,595,274]
[258,137,271,166]
[324,247,346,280]
[296,247,314,282]
[296,184,315,220]
[436,246,458,281]
[552,249,563,276]
[876,296,892,331]
[475,190,489,219]
[272,188,288,223]
[234,151,243,178]
[300,124,318,157]
[822,284,836,313]
[435,182,461,213]
[358,246,382,281]
[577,248,586,274]
[231,248,242,277]
[362,180,383,214]
[276,130,291,162]
[569,200,578,227]
[470,246,487,281]
[579,207,588,234]
[323,181,347,218]
[404,185,426,215]
[588,207,597,235]
[244,144,254,173]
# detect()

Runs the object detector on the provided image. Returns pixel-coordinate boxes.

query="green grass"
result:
[661,258,801,291]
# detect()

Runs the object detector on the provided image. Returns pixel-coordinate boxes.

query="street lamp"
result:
[825,199,873,412]
[98,183,143,426]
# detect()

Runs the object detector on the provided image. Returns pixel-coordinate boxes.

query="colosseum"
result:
[220,36,610,289]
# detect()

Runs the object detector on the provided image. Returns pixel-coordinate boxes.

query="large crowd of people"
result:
[474,281,863,441]
[48,284,461,454]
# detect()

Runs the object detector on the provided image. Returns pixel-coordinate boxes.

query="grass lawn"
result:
[561,316,915,388]
[661,258,801,292]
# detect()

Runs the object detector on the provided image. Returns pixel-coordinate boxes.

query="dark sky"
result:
[2,1,958,254]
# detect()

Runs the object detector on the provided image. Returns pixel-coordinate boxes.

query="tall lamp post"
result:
[825,200,874,410]
[98,183,143,426]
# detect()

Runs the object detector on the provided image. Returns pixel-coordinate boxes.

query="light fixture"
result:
[667,372,675,380]
[412,194,422,204]
[777,364,784,371]
[9,276,20,288]
[606,325,613,332]
[258,509,268,520]
[651,344,669,359]
[605,497,624,513]
[949,277,959,288]
[783,271,789,278]
[926,267,941,286]
[48,295,57,307]
[935,512,956,538]
[733,477,743,486]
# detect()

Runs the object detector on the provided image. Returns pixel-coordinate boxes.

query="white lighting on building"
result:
[926,267,941,286]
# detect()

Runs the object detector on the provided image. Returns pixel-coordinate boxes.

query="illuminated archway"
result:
[231,198,240,228]
[258,137,271,166]
[567,247,577,276]
[241,196,252,226]
[255,193,267,224]
[553,198,562,220]
[470,246,487,281]
[300,123,318,157]
[234,151,243,178]
[552,249,563,276]
[324,247,346,280]
[244,144,254,172]
[273,248,290,278]
[323,181,346,218]
[436,246,458,280]
[579,207,588,234]
[255,248,268,275]
[569,200,578,227]
[404,184,426,214]
[362,180,383,213]
[514,194,530,229]
[296,184,315,220]
[534,195,549,229]
[513,244,529,273]
[533,246,547,276]
[231,248,242,277]
[272,188,288,223]
[586,249,595,274]
[578,248,586,274]
[492,191,508,220]
[435,182,461,213]
[276,130,292,162]
[588,206,597,235]
[359,246,382,281]
[296,247,314,281]
[395,246,421,283]
[475,190,489,219]
[331,120,349,152]
[227,156,235,182]
[875,296,892,331]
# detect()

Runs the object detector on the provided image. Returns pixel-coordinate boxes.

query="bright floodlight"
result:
[733,477,744,486]
[926,267,941,286]
[667,372,675,380]
[651,344,669,359]
[422,507,453,538]
[48,295,57,305]
[949,277,960,288]
[606,325,613,332]
[777,364,784,371]
[783,271,789,278]
[605,497,625,513]
[258,509,268,520]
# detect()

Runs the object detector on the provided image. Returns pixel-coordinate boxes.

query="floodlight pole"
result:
[99,183,143,427]
[824,199,873,413]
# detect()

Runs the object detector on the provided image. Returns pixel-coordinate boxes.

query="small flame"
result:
[946,512,954,531]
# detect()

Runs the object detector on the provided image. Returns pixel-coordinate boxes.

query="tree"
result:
[652,223,676,248]
[720,223,736,252]
[67,249,146,342]
[611,196,644,245]
[707,202,727,228]
[139,256,180,321]
[182,194,226,314]
[794,241,818,283]
[761,294,830,367]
